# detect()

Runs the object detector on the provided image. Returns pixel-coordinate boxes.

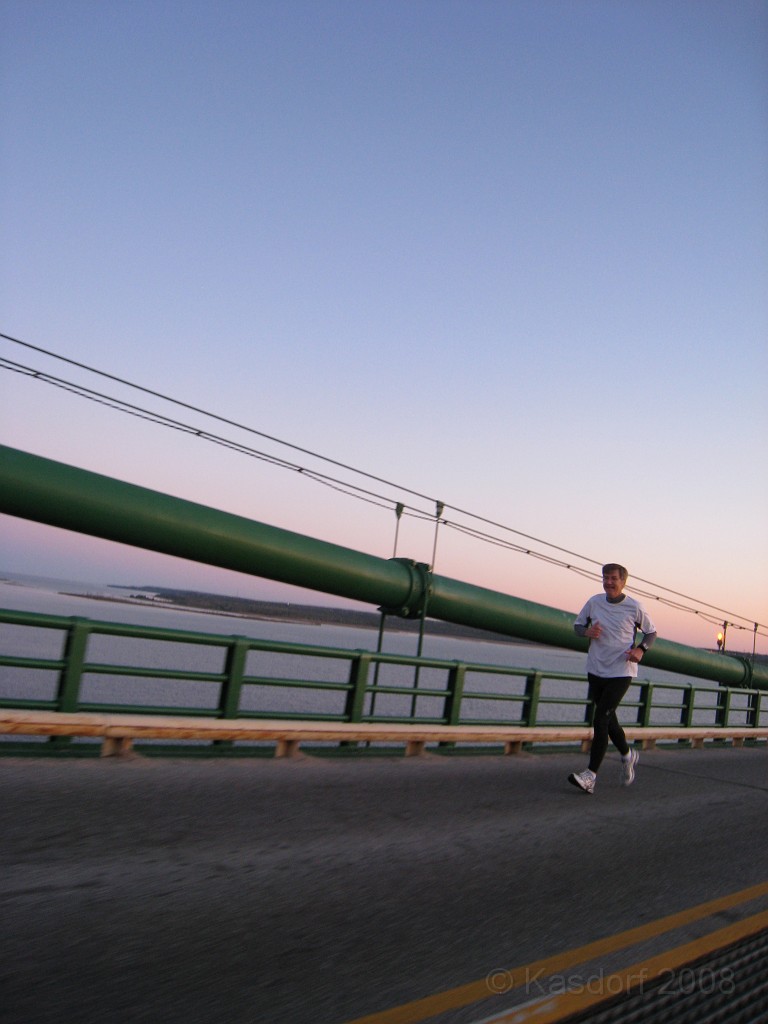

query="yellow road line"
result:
[342,880,768,1024]
[484,907,768,1024]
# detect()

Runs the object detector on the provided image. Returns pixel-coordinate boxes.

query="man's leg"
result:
[588,675,631,774]
[607,710,631,756]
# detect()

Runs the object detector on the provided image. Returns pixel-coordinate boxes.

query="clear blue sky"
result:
[1,0,766,651]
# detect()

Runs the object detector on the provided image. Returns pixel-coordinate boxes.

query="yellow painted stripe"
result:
[342,880,768,1024]
[485,907,768,1024]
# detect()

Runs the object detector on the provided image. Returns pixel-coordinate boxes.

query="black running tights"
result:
[587,674,632,773]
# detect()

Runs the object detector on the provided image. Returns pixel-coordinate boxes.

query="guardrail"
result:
[1,608,765,756]
[3,710,766,759]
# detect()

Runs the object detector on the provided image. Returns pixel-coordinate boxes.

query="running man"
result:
[569,563,657,794]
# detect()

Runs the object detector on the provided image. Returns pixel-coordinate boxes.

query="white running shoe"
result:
[568,769,595,794]
[621,749,639,786]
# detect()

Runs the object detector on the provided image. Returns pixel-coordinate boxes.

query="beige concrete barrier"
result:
[1,709,766,758]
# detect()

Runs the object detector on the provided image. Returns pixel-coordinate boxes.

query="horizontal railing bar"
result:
[532,720,593,727]
[358,716,449,726]
[535,696,592,707]
[81,664,226,682]
[365,684,449,698]
[0,609,241,646]
[0,656,66,671]
[230,711,353,722]
[0,699,59,711]
[0,609,80,630]
[647,702,697,710]
[446,691,528,703]
[241,676,351,691]
[74,706,377,724]
[640,682,709,694]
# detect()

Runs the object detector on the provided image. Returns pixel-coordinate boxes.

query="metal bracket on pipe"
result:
[727,656,754,689]
[378,559,432,619]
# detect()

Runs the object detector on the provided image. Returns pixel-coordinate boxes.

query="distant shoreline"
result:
[61,585,532,644]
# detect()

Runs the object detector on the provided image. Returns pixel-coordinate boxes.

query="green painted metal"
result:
[219,637,249,719]
[443,663,467,727]
[525,672,543,728]
[344,653,373,723]
[1,443,766,691]
[57,619,89,713]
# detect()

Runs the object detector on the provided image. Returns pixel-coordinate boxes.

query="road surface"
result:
[1,745,766,1023]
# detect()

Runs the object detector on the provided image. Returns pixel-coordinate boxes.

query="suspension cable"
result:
[1,334,765,641]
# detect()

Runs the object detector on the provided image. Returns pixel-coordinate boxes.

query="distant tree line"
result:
[119,587,522,643]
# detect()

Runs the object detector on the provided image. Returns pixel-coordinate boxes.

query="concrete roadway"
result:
[1,744,767,1024]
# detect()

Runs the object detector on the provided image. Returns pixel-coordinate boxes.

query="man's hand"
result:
[584,622,602,639]
[626,647,644,664]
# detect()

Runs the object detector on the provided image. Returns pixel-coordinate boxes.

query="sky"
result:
[1,0,766,654]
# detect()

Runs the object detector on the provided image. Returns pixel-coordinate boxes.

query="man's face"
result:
[602,571,626,600]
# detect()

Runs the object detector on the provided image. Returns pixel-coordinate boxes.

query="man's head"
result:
[602,563,628,600]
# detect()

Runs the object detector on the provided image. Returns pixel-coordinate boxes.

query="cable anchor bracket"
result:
[378,558,433,620]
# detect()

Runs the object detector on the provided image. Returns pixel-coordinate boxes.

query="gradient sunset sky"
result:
[1,0,766,652]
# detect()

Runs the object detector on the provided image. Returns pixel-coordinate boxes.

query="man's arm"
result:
[627,630,657,663]
[574,620,602,640]
[638,630,657,651]
[573,599,596,638]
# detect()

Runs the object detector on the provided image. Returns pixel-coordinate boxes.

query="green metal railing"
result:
[1,609,765,752]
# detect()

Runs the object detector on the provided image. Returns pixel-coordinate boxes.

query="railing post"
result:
[57,619,90,712]
[680,685,694,726]
[523,672,542,727]
[443,663,466,727]
[50,618,90,749]
[638,682,653,727]
[213,636,250,750]
[746,690,762,729]
[583,683,595,727]
[344,653,371,724]
[715,686,732,731]
[676,684,695,744]
[438,662,466,750]
[580,677,595,753]
[219,637,249,719]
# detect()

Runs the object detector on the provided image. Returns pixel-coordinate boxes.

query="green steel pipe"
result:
[1,445,765,691]
[0,445,409,609]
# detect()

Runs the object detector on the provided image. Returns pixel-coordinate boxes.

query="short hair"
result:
[602,563,628,581]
